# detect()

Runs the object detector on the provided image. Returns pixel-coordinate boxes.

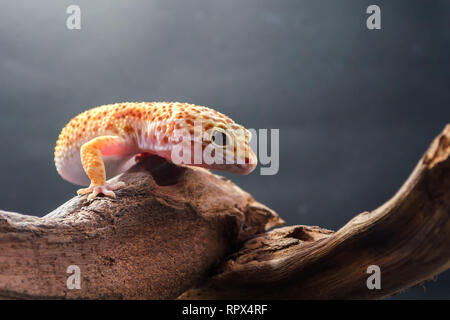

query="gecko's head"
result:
[170,105,257,175]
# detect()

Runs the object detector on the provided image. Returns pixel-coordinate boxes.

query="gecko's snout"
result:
[211,147,258,175]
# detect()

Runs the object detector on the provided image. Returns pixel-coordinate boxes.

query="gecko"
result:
[54,102,257,200]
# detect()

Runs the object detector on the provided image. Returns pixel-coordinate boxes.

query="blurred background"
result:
[0,0,448,299]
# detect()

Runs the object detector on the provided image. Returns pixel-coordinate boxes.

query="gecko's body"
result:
[55,102,257,199]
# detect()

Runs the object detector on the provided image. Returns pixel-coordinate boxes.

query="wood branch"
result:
[1,126,449,300]
[180,125,450,299]
[0,156,284,299]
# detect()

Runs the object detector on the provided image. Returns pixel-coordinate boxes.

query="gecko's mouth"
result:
[236,163,257,175]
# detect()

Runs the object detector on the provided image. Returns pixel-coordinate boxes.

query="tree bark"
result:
[0,125,449,299]
[0,156,284,299]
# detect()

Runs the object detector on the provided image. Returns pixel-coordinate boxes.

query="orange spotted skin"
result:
[55,102,257,199]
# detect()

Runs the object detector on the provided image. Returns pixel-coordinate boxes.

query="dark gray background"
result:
[0,0,448,299]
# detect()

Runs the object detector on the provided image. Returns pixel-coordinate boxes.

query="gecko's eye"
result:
[211,129,230,147]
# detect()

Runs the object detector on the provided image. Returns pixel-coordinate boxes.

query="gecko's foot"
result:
[77,181,126,200]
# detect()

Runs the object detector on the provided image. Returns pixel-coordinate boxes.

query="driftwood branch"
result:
[180,125,450,299]
[0,125,449,299]
[0,156,284,299]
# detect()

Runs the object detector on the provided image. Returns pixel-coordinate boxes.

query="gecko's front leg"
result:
[77,136,127,200]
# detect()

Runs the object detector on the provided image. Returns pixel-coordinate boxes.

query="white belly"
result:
[58,152,137,186]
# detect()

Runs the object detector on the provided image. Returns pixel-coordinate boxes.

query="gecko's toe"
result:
[78,181,126,200]
[77,186,94,195]
[109,181,126,190]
